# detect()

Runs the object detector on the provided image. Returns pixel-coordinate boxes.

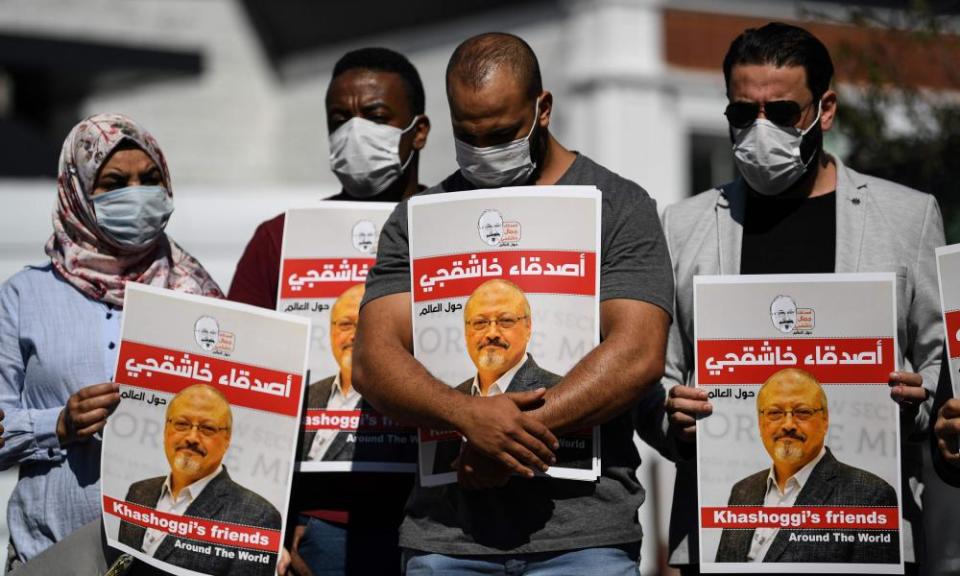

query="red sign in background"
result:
[697,338,895,385]
[945,310,960,359]
[412,250,596,301]
[116,341,303,417]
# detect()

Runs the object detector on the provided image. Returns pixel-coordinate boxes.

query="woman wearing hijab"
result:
[0,113,222,568]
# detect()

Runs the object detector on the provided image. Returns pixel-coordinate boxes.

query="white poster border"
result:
[275,201,396,308]
[693,272,904,575]
[409,186,603,486]
[103,282,312,576]
[279,203,416,474]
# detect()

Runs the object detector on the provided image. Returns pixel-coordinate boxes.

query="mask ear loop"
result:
[798,100,824,172]
[800,100,822,136]
[524,98,541,142]
[397,115,422,173]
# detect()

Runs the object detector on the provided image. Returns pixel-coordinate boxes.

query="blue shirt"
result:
[0,263,121,561]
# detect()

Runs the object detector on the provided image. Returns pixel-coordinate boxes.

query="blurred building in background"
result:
[0,1,957,574]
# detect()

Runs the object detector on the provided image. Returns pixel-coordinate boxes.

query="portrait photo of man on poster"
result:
[433,279,595,474]
[715,368,899,564]
[118,384,281,576]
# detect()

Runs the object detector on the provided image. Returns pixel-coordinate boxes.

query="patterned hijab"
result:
[44,113,222,307]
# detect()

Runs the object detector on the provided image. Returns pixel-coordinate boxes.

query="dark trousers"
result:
[297,515,401,576]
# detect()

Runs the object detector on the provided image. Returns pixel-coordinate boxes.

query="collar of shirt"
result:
[470,355,528,397]
[326,373,361,409]
[160,464,224,506]
[764,446,827,498]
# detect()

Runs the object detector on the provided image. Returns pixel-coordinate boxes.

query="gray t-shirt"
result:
[362,153,674,555]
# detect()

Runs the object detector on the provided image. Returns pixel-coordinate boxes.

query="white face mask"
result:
[329,116,418,198]
[93,185,174,248]
[732,102,822,196]
[455,99,540,188]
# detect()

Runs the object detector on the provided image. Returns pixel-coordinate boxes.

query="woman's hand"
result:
[56,382,121,445]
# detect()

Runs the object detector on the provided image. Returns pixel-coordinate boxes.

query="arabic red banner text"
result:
[697,338,895,385]
[116,341,303,416]
[413,250,596,301]
[945,310,960,359]
[279,258,374,299]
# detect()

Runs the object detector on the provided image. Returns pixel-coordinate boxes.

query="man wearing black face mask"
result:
[353,32,674,574]
[228,47,430,311]
[643,22,944,576]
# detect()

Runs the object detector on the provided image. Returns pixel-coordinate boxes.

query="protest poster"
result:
[695,274,903,574]
[937,244,960,397]
[102,283,310,576]
[278,203,417,472]
[409,187,601,487]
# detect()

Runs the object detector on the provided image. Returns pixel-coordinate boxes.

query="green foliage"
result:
[808,1,960,242]
[839,103,960,241]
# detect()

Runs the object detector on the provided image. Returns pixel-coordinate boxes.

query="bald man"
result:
[302,284,365,461]
[117,384,281,576]
[715,369,898,564]
[355,32,672,574]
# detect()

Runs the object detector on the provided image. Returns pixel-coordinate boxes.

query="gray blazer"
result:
[118,467,281,576]
[715,448,899,563]
[654,156,943,565]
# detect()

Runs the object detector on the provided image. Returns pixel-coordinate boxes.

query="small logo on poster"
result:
[351,220,378,254]
[194,316,235,356]
[770,295,815,335]
[477,209,520,247]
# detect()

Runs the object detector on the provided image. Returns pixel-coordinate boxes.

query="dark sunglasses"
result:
[724,100,809,129]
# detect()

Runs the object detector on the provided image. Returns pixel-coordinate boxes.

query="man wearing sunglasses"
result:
[648,22,943,575]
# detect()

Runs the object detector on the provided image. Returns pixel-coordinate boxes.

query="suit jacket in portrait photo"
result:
[714,448,899,564]
[117,467,281,576]
[432,355,564,474]
[300,374,416,464]
[300,374,346,461]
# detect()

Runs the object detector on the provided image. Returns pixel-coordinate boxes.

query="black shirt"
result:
[740,191,836,275]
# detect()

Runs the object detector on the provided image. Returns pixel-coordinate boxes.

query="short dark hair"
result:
[446,32,542,99]
[331,47,425,114]
[722,22,834,101]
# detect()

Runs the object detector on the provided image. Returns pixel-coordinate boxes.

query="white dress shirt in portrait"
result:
[747,447,827,562]
[469,355,527,397]
[307,373,362,461]
[141,464,224,556]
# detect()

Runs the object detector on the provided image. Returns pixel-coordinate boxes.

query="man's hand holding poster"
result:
[695,274,903,574]
[102,283,310,576]
[409,187,601,487]
[279,203,417,472]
